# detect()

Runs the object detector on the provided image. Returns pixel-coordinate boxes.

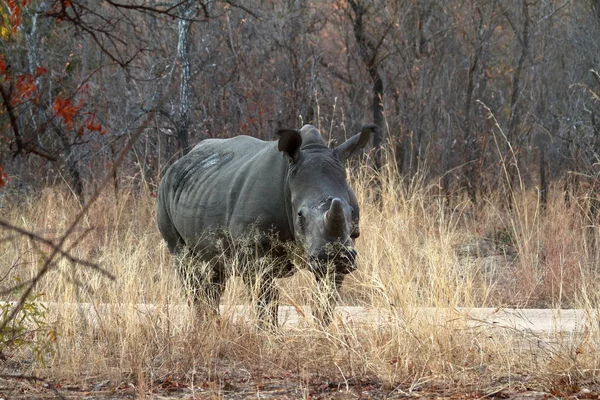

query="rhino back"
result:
[159,136,292,255]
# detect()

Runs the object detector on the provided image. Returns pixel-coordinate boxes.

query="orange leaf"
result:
[0,165,8,188]
[85,113,106,135]
[35,67,47,77]
[52,94,83,129]
[14,75,37,103]
[7,0,23,33]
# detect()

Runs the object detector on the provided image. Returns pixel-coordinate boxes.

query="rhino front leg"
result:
[313,272,346,327]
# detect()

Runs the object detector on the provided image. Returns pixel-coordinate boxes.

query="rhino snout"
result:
[309,243,358,274]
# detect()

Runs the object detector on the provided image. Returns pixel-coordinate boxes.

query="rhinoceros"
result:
[157,124,374,327]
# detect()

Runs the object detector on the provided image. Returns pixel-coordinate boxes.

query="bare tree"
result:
[174,0,200,156]
[346,0,391,171]
[3,0,600,210]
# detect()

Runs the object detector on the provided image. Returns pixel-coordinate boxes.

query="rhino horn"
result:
[325,198,346,236]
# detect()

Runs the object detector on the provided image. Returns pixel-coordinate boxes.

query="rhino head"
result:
[277,124,374,325]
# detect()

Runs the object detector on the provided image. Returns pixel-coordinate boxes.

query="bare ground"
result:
[2,371,600,399]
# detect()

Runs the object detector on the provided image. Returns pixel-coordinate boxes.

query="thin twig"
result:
[0,220,109,278]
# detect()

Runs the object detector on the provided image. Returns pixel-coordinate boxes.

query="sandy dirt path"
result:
[14,301,594,334]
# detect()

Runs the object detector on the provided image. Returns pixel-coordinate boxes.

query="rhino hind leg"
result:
[195,267,226,320]
[257,277,280,328]
[242,272,279,329]
[177,255,227,320]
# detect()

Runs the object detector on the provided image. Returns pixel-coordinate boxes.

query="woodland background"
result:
[3,2,600,396]
[2,0,600,206]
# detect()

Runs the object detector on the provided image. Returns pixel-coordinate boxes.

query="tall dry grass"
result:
[1,159,600,394]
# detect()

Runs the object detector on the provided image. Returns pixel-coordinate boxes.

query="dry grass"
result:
[1,161,600,396]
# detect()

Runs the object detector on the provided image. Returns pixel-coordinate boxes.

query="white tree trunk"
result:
[176,0,198,156]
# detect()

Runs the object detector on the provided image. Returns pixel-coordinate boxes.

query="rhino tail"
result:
[157,183,185,254]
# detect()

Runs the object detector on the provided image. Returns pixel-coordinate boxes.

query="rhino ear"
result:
[277,129,303,162]
[334,124,376,162]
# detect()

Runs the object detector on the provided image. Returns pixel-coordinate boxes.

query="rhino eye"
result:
[297,211,306,228]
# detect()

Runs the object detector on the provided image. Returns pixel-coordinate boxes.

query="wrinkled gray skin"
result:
[157,124,373,327]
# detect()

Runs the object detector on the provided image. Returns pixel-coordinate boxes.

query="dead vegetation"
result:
[1,158,600,398]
